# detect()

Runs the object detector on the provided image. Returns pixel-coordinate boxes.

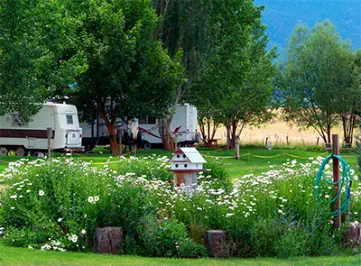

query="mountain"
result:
[254,0,361,52]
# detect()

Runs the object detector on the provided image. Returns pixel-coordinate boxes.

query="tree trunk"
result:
[199,118,206,142]
[225,120,231,150]
[230,119,238,148]
[327,124,331,144]
[342,113,357,145]
[158,115,173,150]
[211,122,218,140]
[106,123,120,155]
[207,119,211,144]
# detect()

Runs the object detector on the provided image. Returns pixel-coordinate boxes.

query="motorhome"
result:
[0,103,84,156]
[81,104,199,150]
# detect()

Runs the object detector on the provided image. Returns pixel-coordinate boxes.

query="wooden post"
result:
[47,127,52,158]
[118,128,122,154]
[234,136,240,160]
[332,134,341,229]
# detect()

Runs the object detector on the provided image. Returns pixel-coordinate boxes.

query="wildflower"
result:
[226,213,234,217]
[94,196,99,202]
[277,209,284,214]
[325,195,330,199]
[9,195,17,199]
[58,218,63,222]
[69,234,78,243]
[28,246,33,249]
[39,190,45,196]
[196,207,202,211]
[81,229,86,235]
[88,196,94,203]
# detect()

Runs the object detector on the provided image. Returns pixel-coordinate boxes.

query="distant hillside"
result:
[254,0,361,52]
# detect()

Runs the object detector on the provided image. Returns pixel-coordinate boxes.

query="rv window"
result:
[12,114,28,127]
[66,115,74,124]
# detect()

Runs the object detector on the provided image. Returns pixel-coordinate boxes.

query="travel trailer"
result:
[0,103,84,156]
[81,104,199,150]
[81,119,138,151]
[139,104,199,149]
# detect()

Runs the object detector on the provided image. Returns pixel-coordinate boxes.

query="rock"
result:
[93,227,123,254]
[205,230,229,257]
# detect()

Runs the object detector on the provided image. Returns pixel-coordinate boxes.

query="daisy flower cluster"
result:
[0,154,360,257]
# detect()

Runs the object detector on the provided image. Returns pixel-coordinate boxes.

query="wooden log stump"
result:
[206,230,228,257]
[93,227,123,254]
[343,222,361,248]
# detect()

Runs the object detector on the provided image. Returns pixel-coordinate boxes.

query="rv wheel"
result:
[0,147,8,156]
[16,147,26,157]
[143,142,152,150]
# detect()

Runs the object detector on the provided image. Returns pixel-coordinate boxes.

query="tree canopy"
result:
[280,20,356,144]
[70,0,183,154]
[0,0,87,120]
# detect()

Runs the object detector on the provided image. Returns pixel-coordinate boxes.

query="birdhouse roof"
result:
[170,147,206,164]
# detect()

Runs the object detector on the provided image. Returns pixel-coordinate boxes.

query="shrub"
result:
[178,238,207,258]
[3,227,49,247]
[140,218,187,257]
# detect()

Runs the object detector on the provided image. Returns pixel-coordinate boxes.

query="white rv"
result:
[0,103,84,156]
[80,104,199,150]
[139,104,199,149]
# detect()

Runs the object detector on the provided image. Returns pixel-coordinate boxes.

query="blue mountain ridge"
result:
[254,0,361,51]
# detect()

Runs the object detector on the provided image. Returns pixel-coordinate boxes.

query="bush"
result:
[178,238,207,258]
[3,227,49,247]
[140,218,187,257]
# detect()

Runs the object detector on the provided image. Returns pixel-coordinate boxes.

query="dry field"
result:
[212,116,354,146]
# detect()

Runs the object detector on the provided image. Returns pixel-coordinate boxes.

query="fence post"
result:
[47,127,52,158]
[332,134,341,229]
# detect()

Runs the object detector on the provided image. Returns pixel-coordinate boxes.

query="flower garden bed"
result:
[0,155,360,258]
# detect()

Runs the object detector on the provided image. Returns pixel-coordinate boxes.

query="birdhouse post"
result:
[169,147,206,196]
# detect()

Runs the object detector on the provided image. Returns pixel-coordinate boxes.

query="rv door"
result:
[66,130,82,145]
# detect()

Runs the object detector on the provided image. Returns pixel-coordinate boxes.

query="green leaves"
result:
[74,0,182,121]
[0,0,87,120]
[281,20,357,143]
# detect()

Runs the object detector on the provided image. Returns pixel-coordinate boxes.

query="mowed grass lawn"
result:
[0,147,360,266]
[0,146,359,179]
[1,242,361,266]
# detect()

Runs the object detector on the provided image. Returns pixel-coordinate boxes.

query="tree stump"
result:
[206,230,228,257]
[343,222,361,248]
[93,227,123,254]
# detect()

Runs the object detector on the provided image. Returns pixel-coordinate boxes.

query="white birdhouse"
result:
[169,147,206,195]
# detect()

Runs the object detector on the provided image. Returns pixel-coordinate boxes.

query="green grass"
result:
[1,242,361,266]
[0,147,358,181]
